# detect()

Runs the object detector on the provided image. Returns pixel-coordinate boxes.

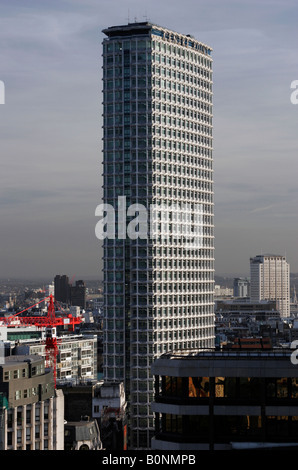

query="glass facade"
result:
[158,414,298,444]
[154,374,298,446]
[102,22,214,448]
[158,376,298,401]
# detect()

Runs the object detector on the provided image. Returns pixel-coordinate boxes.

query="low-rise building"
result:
[11,334,98,384]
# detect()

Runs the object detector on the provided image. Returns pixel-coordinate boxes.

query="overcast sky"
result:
[0,0,297,280]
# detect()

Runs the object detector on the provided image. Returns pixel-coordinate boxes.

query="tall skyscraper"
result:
[101,22,214,448]
[250,254,290,317]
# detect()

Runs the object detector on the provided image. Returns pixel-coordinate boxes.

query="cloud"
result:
[250,205,276,214]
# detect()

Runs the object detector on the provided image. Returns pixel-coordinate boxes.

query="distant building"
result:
[215,299,284,348]
[46,283,54,297]
[291,286,298,317]
[54,276,87,309]
[54,275,71,304]
[151,349,298,450]
[250,254,290,317]
[214,285,233,298]
[0,355,64,450]
[216,299,279,321]
[233,278,250,298]
[70,280,86,309]
[42,283,55,309]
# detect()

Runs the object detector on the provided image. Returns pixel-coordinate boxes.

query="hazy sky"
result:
[0,0,297,279]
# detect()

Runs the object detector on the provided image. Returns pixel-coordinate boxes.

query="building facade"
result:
[12,334,98,384]
[54,275,71,304]
[250,254,290,317]
[151,349,298,450]
[101,21,214,448]
[93,381,128,450]
[70,280,87,309]
[0,355,64,450]
[233,277,250,298]
[61,380,127,450]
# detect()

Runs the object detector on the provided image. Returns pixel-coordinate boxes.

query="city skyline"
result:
[0,0,298,279]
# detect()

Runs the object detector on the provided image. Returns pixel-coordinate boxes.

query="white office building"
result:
[250,254,290,317]
[101,22,215,448]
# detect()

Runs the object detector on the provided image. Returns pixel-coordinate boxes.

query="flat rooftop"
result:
[151,348,298,378]
[158,348,293,359]
[3,354,43,365]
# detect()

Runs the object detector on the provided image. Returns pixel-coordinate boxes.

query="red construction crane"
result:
[1,294,82,387]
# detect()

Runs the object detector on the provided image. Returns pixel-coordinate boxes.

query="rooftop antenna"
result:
[127,9,130,23]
